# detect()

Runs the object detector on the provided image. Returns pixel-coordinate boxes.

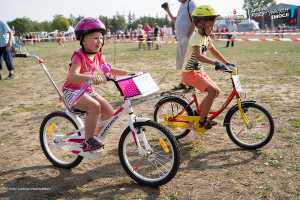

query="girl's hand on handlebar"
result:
[90,75,103,85]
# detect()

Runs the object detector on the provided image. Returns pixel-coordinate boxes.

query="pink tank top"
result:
[62,48,105,92]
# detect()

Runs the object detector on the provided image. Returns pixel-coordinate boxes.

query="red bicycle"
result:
[154,66,274,149]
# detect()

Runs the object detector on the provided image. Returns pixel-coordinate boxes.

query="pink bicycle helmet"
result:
[75,17,106,53]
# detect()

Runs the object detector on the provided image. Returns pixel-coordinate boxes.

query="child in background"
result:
[181,5,236,128]
[62,18,132,152]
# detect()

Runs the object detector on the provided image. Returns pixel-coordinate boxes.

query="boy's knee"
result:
[215,88,220,97]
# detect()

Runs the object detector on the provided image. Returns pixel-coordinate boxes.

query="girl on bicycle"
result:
[181,5,235,128]
[62,17,131,152]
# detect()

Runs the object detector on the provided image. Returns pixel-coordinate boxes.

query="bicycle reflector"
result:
[159,138,169,153]
[47,123,54,134]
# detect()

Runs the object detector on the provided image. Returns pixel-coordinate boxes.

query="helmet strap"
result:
[202,20,208,37]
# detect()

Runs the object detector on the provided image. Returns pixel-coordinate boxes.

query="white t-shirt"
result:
[228,23,237,32]
[175,0,197,40]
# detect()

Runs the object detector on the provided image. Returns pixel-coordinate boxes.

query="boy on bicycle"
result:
[181,5,235,128]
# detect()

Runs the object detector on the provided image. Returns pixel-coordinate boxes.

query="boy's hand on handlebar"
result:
[215,61,226,71]
[226,62,236,70]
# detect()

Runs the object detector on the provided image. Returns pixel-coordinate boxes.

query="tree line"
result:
[7,12,174,36]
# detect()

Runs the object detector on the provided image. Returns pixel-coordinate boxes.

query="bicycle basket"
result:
[117,76,142,98]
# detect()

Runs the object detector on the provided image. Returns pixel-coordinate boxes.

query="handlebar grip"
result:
[88,76,107,85]
[102,76,107,84]
[15,54,27,58]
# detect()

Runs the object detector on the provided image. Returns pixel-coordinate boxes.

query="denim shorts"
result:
[0,47,15,71]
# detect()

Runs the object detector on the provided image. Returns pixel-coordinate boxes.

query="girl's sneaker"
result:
[199,117,218,128]
[82,138,105,152]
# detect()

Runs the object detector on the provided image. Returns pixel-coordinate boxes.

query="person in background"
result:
[22,33,26,45]
[33,33,36,45]
[62,31,67,47]
[163,0,197,92]
[29,33,33,45]
[0,20,15,80]
[281,24,285,38]
[144,23,152,50]
[9,25,16,54]
[137,24,144,51]
[9,25,15,45]
[106,28,111,45]
[40,32,44,44]
[153,23,160,50]
[225,20,237,47]
[130,30,133,40]
[58,30,63,47]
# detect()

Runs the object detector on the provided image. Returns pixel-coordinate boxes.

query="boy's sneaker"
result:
[82,138,105,152]
[199,117,218,128]
[5,74,14,80]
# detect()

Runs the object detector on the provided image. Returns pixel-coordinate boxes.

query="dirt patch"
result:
[0,40,300,199]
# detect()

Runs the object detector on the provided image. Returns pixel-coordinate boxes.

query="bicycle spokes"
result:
[229,106,272,145]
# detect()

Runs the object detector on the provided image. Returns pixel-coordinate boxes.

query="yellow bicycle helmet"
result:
[192,5,220,36]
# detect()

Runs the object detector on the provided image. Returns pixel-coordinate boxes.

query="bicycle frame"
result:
[167,67,251,129]
[53,98,151,160]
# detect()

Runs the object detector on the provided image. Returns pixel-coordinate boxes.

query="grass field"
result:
[0,37,300,199]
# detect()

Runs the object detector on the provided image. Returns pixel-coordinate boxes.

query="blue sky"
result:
[1,0,299,23]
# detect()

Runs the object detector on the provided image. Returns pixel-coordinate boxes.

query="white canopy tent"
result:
[48,29,58,35]
[65,26,75,34]
[237,19,260,32]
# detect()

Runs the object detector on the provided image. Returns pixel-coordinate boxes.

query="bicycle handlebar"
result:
[215,65,236,74]
[15,54,27,58]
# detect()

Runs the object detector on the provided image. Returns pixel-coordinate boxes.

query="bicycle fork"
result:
[237,98,251,128]
[129,114,153,156]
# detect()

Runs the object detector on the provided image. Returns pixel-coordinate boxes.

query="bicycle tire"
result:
[225,103,274,149]
[154,97,193,139]
[19,45,29,54]
[119,120,180,186]
[40,111,83,168]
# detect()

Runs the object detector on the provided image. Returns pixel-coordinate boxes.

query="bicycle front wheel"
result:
[19,45,29,54]
[226,103,274,149]
[119,121,180,186]
[40,111,83,168]
[154,97,193,139]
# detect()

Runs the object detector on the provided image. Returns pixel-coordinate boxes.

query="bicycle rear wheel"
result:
[225,103,274,149]
[40,111,83,168]
[154,97,193,139]
[19,45,29,54]
[119,121,180,186]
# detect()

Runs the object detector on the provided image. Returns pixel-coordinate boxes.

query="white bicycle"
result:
[15,54,180,186]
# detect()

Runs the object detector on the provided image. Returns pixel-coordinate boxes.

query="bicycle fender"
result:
[116,118,150,136]
[154,96,187,108]
[223,100,256,126]
[66,110,85,130]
